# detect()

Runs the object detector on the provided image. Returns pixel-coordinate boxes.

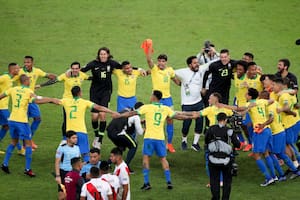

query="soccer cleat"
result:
[260,178,274,187]
[289,170,300,180]
[278,176,287,182]
[284,169,293,177]
[140,183,151,190]
[24,169,36,177]
[167,143,176,153]
[128,166,135,175]
[181,141,187,150]
[0,150,5,154]
[167,181,173,189]
[18,148,25,156]
[235,142,245,151]
[92,137,101,150]
[220,181,223,187]
[243,144,252,152]
[273,176,278,182]
[1,164,10,174]
[31,140,38,149]
[191,143,201,152]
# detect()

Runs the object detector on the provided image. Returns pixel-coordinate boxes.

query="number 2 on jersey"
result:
[70,106,77,119]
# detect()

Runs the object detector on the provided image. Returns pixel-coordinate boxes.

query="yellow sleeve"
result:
[36,68,47,77]
[167,107,175,118]
[133,70,141,76]
[57,73,66,81]
[113,69,121,76]
[168,67,175,78]
[81,72,89,80]
[200,107,210,117]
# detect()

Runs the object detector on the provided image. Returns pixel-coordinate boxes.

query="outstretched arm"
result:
[93,104,121,118]
[46,73,57,80]
[34,97,61,105]
[36,79,58,89]
[0,93,7,100]
[172,111,199,120]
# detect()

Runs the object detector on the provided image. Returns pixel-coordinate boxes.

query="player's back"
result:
[101,173,120,200]
[246,99,268,128]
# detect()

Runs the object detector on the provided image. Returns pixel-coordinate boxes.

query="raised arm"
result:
[145,48,154,69]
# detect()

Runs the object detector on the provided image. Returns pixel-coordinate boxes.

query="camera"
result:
[231,162,238,176]
[204,40,211,53]
[227,111,243,131]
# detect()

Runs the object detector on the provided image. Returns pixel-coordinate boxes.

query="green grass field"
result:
[1,0,300,199]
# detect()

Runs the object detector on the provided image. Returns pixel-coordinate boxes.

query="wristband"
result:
[56,174,60,177]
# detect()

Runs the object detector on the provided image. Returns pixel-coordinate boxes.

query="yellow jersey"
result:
[233,73,247,106]
[0,73,14,109]
[269,91,278,101]
[57,72,89,98]
[151,65,175,98]
[5,86,34,123]
[138,103,175,140]
[200,105,233,126]
[278,93,298,129]
[267,101,284,135]
[17,67,47,91]
[246,99,269,129]
[113,69,140,97]
[60,97,94,133]
[245,74,263,92]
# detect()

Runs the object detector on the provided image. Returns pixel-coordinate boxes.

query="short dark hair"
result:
[247,62,256,67]
[220,49,229,54]
[134,102,144,110]
[217,112,227,121]
[71,86,81,97]
[282,77,290,86]
[273,77,284,85]
[186,56,197,65]
[90,166,100,178]
[90,148,100,154]
[121,61,130,67]
[8,62,17,69]
[71,157,81,166]
[244,52,254,60]
[152,90,163,100]
[248,88,259,100]
[100,160,110,172]
[279,58,290,69]
[259,90,270,100]
[157,54,168,61]
[212,92,222,102]
[110,147,123,156]
[236,60,248,71]
[66,130,77,138]
[260,74,276,82]
[24,56,34,61]
[70,61,81,68]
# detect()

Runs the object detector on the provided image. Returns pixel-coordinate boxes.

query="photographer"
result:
[205,112,240,200]
[196,41,220,65]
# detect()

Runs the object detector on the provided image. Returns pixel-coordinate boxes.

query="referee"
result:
[205,112,240,200]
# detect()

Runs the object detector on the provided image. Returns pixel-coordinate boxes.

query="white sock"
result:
[293,161,299,168]
[182,136,187,143]
[193,133,201,144]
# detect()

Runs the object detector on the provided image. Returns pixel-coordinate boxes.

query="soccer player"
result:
[57,86,120,162]
[110,147,130,200]
[64,157,84,200]
[55,130,80,200]
[16,56,56,149]
[37,61,90,138]
[100,161,120,200]
[80,148,101,182]
[137,90,198,190]
[145,47,180,153]
[81,47,121,149]
[175,56,208,151]
[107,102,144,173]
[0,63,20,154]
[0,74,58,176]
[260,90,300,180]
[113,60,146,112]
[80,166,113,200]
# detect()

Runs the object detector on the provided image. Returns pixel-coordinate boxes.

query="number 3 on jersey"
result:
[14,93,22,108]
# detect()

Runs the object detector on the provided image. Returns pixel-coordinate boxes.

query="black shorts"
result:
[90,90,111,112]
[57,169,69,192]
[108,132,137,150]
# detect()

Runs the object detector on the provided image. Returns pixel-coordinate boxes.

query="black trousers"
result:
[208,162,232,200]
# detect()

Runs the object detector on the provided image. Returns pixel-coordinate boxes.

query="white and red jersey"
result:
[80,178,112,200]
[113,161,130,200]
[101,173,120,200]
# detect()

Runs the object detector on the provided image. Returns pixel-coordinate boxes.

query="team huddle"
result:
[0,40,299,200]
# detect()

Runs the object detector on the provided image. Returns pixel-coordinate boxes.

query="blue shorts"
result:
[28,103,41,118]
[292,121,300,142]
[271,131,286,154]
[252,128,272,153]
[242,112,252,126]
[8,121,31,140]
[160,97,173,107]
[143,139,167,157]
[76,132,89,154]
[0,109,10,125]
[285,126,295,145]
[117,96,137,112]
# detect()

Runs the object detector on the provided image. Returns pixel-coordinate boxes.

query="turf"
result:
[0,0,300,199]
